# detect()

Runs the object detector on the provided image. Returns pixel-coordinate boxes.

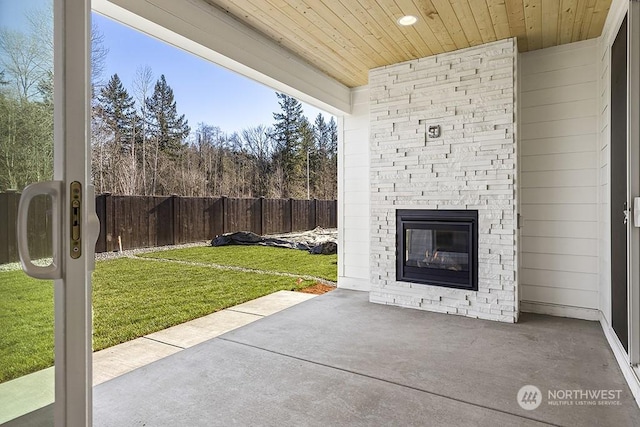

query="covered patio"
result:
[92,290,640,425]
[7,0,635,424]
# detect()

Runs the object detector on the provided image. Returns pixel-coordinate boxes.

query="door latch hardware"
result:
[70,181,81,259]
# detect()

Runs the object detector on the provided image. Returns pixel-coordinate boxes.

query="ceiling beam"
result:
[92,0,352,114]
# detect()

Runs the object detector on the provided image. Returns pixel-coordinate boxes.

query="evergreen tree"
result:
[327,116,338,157]
[318,114,339,200]
[37,70,53,106]
[270,92,305,197]
[145,74,190,155]
[300,116,317,199]
[314,113,330,156]
[311,113,330,197]
[96,73,137,151]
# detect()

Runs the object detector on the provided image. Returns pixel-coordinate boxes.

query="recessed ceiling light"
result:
[397,15,418,26]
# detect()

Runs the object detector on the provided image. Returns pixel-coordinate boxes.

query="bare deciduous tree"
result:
[132,65,153,194]
[241,124,273,197]
[0,28,49,100]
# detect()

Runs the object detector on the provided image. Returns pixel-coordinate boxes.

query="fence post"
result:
[2,190,19,263]
[221,196,227,234]
[259,196,265,236]
[9,190,19,261]
[312,198,318,229]
[289,198,294,232]
[0,192,6,263]
[103,193,113,252]
[171,194,179,245]
[95,193,107,253]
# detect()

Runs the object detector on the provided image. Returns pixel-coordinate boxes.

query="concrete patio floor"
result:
[93,289,640,426]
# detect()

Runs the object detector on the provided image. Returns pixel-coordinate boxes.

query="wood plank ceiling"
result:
[204,0,612,87]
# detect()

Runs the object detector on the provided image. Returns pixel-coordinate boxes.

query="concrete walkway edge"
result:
[93,290,317,384]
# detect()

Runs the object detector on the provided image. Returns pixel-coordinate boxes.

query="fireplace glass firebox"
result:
[396,210,478,291]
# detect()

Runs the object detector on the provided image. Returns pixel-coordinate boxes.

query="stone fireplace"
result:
[369,38,518,323]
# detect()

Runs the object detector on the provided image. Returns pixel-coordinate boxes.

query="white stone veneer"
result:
[369,38,518,323]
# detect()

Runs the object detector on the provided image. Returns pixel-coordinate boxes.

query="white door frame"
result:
[628,0,640,366]
[53,0,94,424]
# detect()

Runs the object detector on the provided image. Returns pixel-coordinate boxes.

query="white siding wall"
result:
[338,87,371,291]
[598,26,612,326]
[519,40,600,319]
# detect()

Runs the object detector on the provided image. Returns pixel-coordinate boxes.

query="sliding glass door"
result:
[0,0,95,425]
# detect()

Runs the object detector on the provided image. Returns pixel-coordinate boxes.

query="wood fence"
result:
[95,195,337,253]
[0,190,54,264]
[0,192,337,262]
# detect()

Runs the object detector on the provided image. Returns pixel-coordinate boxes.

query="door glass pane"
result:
[0,0,55,423]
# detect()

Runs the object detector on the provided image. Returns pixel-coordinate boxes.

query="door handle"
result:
[16,181,63,279]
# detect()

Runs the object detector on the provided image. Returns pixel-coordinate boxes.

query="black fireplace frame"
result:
[396,209,478,291]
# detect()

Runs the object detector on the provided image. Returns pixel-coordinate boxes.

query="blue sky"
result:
[1,0,330,135]
[93,13,330,135]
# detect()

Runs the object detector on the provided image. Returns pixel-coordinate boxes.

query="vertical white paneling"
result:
[337,86,371,291]
[519,39,600,316]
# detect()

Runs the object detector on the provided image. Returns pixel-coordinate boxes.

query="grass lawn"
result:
[140,245,338,282]
[92,258,313,350]
[0,252,321,383]
[0,271,54,384]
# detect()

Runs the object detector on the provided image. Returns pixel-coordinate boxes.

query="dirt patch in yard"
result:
[298,283,336,295]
